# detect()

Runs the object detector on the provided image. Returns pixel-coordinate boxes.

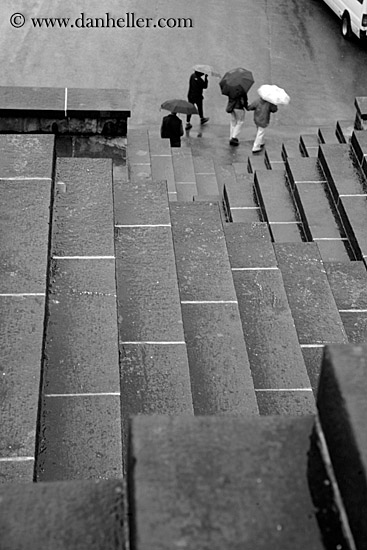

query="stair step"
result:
[224,222,275,268]
[171,148,196,183]
[247,152,268,173]
[114,178,171,226]
[127,129,151,182]
[0,134,55,482]
[325,261,367,344]
[170,202,257,415]
[318,143,365,260]
[192,155,216,175]
[338,195,367,262]
[293,181,346,239]
[224,163,261,221]
[336,119,354,144]
[232,265,312,393]
[129,415,325,549]
[226,223,311,393]
[274,243,348,346]
[351,129,367,178]
[213,162,237,197]
[254,169,299,223]
[254,169,307,242]
[286,157,325,185]
[176,182,198,201]
[193,157,219,198]
[148,130,176,196]
[115,182,193,462]
[147,130,171,155]
[181,302,258,415]
[223,169,258,222]
[150,155,176,194]
[318,143,367,199]
[0,480,125,550]
[286,156,353,260]
[300,133,320,157]
[196,173,219,195]
[170,202,238,301]
[38,157,122,481]
[324,261,367,310]
[318,126,340,145]
[317,344,367,550]
[281,139,304,159]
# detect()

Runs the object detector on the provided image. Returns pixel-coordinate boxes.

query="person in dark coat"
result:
[226,92,248,146]
[186,71,209,130]
[160,112,184,147]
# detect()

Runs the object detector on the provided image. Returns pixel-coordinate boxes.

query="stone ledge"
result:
[0,86,130,136]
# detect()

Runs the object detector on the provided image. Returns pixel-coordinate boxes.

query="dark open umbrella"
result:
[161,99,198,115]
[219,67,254,98]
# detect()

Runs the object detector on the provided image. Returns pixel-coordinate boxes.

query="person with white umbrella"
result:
[248,84,290,153]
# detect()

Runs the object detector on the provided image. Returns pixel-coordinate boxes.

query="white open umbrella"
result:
[258,84,290,105]
[193,64,221,77]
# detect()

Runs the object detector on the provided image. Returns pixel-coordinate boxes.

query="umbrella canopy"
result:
[193,64,221,77]
[161,99,198,115]
[219,67,254,98]
[257,84,290,105]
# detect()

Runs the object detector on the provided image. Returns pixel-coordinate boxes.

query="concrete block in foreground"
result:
[128,415,325,550]
[0,479,125,550]
[317,344,367,550]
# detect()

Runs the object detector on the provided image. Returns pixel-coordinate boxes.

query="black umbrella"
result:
[219,67,254,98]
[161,99,198,115]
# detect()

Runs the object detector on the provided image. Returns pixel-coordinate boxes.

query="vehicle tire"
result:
[341,13,352,39]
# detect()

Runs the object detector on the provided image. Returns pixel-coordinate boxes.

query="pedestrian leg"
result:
[230,112,237,139]
[232,109,245,139]
[252,126,266,152]
[186,113,192,130]
[230,109,244,145]
[197,98,209,125]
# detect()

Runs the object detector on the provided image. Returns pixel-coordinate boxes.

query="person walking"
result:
[226,92,248,146]
[248,96,278,153]
[160,112,184,147]
[186,70,209,130]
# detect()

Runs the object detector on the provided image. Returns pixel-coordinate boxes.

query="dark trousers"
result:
[187,98,204,122]
[170,138,181,147]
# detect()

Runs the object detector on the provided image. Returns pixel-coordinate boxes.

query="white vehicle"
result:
[322,0,367,39]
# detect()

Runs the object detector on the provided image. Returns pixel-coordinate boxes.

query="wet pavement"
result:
[0,0,366,132]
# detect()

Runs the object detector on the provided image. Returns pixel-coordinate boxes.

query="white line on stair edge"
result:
[230,206,259,210]
[120,341,186,345]
[340,193,367,197]
[339,309,367,313]
[269,221,299,224]
[255,388,313,392]
[313,237,347,241]
[300,344,325,348]
[115,224,171,228]
[45,392,121,397]
[294,180,327,184]
[0,457,34,462]
[0,177,52,181]
[231,267,278,271]
[0,293,45,297]
[181,300,238,304]
[52,256,115,260]
[64,87,68,116]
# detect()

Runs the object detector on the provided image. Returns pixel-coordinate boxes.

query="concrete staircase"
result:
[1,106,367,548]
